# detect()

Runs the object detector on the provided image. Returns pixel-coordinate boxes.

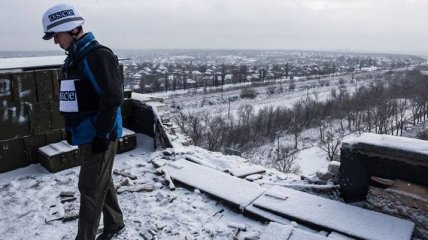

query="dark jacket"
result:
[62,32,123,145]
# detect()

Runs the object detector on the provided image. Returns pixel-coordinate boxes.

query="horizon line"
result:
[0,48,427,58]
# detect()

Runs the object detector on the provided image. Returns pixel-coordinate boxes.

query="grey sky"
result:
[2,0,428,54]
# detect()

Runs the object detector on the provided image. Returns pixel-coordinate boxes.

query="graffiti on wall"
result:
[0,79,11,97]
[0,77,32,124]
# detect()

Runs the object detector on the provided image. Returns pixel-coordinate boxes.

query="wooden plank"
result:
[366,186,428,238]
[367,185,428,212]
[371,176,428,207]
[253,186,415,240]
[394,179,428,196]
[113,169,137,180]
[117,184,154,194]
[161,168,176,190]
[164,159,266,209]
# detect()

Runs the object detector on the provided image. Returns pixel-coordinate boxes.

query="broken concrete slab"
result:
[290,228,328,240]
[164,159,266,209]
[245,174,263,182]
[259,222,293,240]
[184,155,226,172]
[228,165,266,178]
[253,186,415,240]
[259,222,327,240]
[327,232,355,240]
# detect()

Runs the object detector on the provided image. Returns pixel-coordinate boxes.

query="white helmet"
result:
[42,3,85,40]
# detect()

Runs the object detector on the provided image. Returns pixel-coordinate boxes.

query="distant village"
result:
[119,50,426,93]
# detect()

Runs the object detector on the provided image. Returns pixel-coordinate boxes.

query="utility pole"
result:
[277,135,280,162]
[228,98,231,119]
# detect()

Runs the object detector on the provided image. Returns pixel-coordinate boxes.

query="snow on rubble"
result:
[0,133,299,240]
[0,130,417,240]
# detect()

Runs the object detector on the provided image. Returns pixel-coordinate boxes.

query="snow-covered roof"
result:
[132,73,142,78]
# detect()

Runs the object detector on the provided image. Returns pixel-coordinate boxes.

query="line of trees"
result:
[174,70,428,166]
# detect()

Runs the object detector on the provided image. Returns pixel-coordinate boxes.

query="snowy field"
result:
[150,71,382,175]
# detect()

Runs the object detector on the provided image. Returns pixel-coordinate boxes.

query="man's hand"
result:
[91,136,109,154]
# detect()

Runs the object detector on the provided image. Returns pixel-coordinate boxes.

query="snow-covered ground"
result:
[2,121,422,239]
[0,131,332,240]
[0,135,236,239]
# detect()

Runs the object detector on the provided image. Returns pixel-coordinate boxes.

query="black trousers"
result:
[75,140,124,240]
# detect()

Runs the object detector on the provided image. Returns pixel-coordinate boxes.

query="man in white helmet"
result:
[42,4,125,240]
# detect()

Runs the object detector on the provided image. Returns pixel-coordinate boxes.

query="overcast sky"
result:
[2,0,428,55]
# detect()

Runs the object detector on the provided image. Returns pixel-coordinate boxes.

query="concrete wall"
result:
[339,133,428,202]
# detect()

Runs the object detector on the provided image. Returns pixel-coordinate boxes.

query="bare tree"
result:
[410,98,423,126]
[395,99,407,135]
[272,145,300,174]
[289,102,308,149]
[319,120,344,161]
[173,111,205,145]
[206,113,227,151]
[238,104,254,127]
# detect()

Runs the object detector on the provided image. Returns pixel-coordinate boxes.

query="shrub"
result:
[240,87,257,99]
[267,86,276,95]
[416,129,428,140]
[289,82,296,91]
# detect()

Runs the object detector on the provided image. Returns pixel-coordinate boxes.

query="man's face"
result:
[53,32,73,50]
